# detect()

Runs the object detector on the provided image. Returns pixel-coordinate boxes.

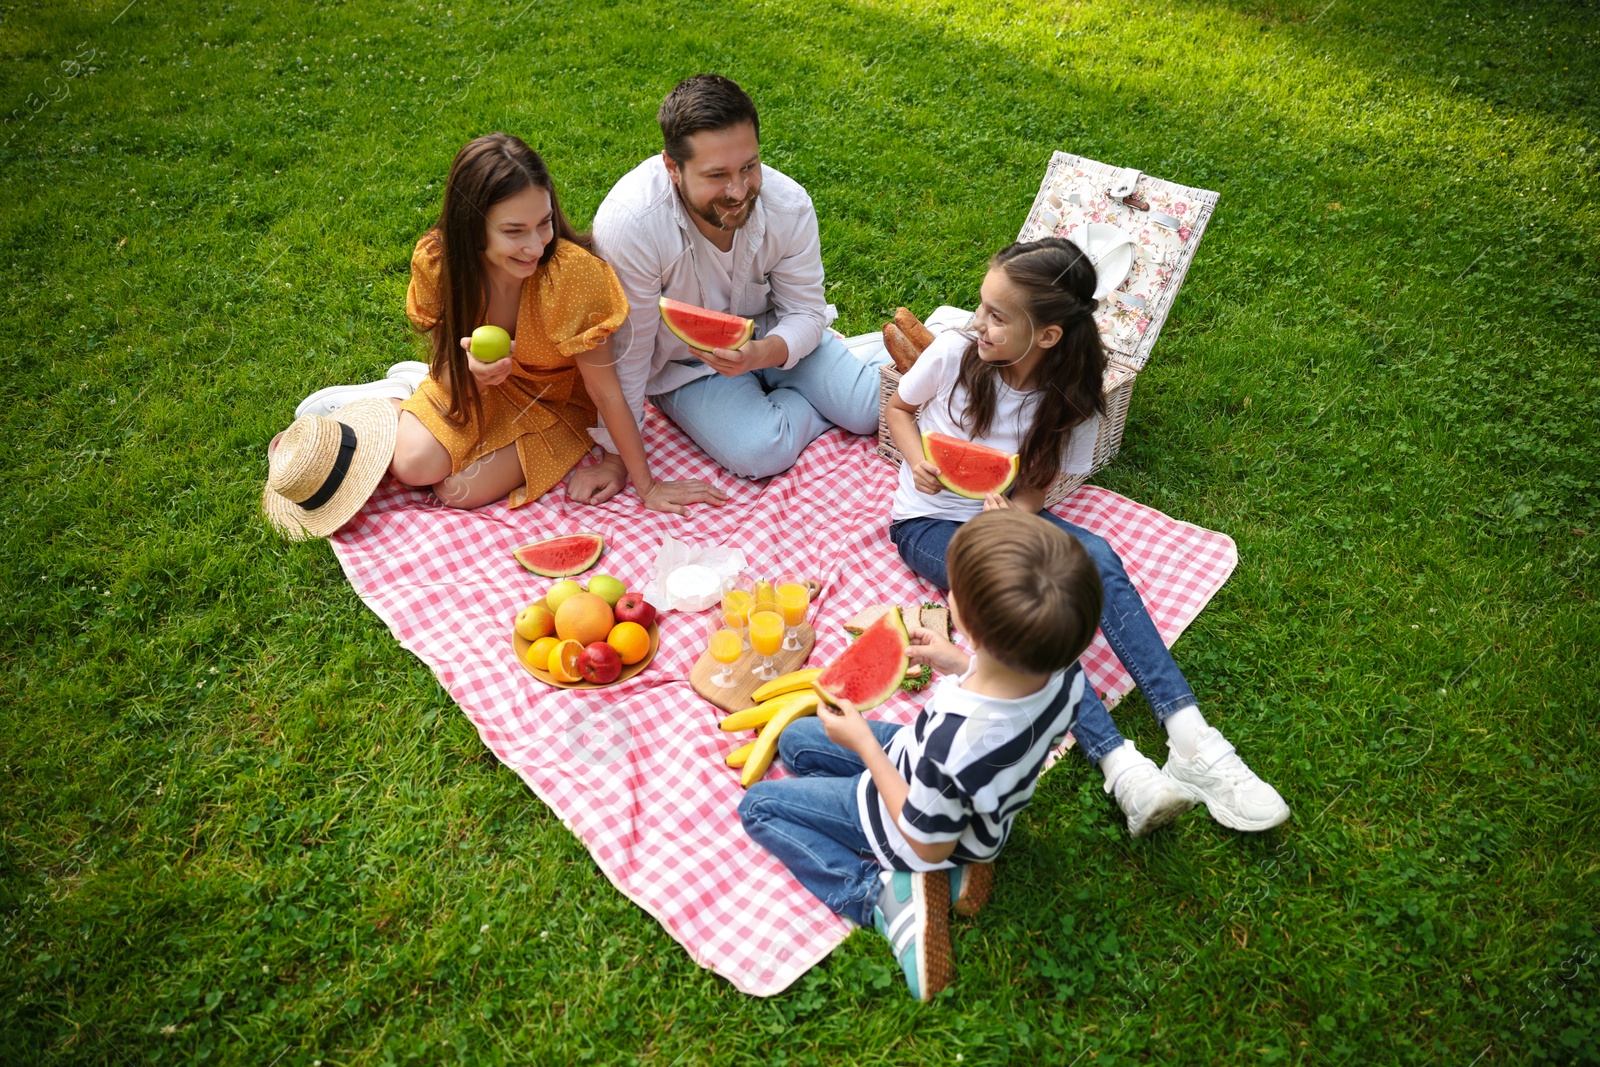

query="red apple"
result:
[578,641,622,684]
[613,592,657,629]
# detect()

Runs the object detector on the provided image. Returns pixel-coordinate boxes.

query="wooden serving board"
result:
[689,623,816,714]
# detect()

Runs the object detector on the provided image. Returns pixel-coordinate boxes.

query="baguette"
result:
[894,307,936,353]
[882,322,920,373]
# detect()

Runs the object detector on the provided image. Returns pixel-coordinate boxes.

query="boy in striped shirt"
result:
[740,509,1104,999]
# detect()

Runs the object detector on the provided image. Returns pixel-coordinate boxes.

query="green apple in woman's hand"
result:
[470,325,512,363]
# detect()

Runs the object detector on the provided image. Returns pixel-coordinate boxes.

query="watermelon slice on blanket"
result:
[814,606,910,711]
[659,297,754,352]
[921,432,1020,500]
[512,532,604,577]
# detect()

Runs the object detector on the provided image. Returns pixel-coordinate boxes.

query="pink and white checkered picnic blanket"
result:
[327,407,1237,996]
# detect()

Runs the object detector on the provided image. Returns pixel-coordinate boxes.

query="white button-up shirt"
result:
[589,155,833,453]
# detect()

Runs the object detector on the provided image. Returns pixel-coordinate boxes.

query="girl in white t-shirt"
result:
[884,238,1289,838]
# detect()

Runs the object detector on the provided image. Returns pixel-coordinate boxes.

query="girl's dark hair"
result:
[421,132,590,428]
[946,238,1107,493]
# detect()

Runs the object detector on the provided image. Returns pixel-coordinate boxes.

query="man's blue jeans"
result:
[651,332,888,479]
[738,717,905,926]
[889,512,1197,764]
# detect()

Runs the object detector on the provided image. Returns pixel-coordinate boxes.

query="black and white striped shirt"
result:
[858,665,1083,872]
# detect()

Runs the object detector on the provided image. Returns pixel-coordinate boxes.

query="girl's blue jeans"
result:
[889,512,1197,764]
[738,717,905,927]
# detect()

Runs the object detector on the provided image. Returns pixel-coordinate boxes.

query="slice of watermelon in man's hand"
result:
[659,297,754,352]
[659,297,779,377]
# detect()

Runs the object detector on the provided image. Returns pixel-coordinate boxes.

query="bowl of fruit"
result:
[512,573,660,688]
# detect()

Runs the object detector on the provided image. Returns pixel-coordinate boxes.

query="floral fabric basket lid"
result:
[1017,153,1219,371]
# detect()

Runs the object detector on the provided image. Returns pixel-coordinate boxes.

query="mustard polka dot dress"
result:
[401,235,629,508]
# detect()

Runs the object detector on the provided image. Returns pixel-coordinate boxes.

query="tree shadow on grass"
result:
[1202,0,1600,128]
[683,0,1598,342]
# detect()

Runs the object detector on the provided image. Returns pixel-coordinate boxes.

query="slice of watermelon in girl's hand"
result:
[658,297,754,352]
[920,432,1019,500]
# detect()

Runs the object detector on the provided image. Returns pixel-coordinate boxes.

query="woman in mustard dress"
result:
[389,133,727,514]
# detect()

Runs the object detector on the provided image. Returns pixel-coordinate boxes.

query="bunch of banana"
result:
[720,669,825,787]
[750,667,822,704]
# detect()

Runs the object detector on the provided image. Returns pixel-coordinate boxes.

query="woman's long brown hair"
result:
[945,238,1106,493]
[418,132,591,427]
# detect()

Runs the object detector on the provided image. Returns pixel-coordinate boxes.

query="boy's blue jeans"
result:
[738,717,905,927]
[889,512,1197,765]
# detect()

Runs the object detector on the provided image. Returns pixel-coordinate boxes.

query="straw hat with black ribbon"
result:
[261,397,398,540]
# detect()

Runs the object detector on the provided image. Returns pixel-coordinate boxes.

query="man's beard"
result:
[687,185,760,232]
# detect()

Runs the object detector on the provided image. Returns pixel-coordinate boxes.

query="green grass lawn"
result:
[3,0,1598,1062]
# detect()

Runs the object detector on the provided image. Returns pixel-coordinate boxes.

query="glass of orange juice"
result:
[706,615,744,688]
[721,574,755,650]
[776,574,810,651]
[748,610,784,681]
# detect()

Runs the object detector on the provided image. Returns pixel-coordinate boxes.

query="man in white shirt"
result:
[580,74,887,490]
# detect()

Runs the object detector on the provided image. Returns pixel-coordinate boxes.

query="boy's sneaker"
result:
[295,378,413,419]
[386,361,430,391]
[872,871,953,1000]
[1162,728,1291,832]
[947,862,994,918]
[1112,755,1196,837]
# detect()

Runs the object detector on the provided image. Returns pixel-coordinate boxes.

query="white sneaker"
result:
[1162,728,1290,832]
[386,361,430,391]
[294,378,414,419]
[1112,756,1196,837]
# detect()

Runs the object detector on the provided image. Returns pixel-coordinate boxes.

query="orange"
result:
[606,621,651,665]
[547,639,585,683]
[523,636,560,672]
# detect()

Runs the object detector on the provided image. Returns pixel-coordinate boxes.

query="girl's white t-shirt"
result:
[889,330,1099,524]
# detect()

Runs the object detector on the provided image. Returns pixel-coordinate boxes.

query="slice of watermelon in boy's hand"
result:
[821,696,875,750]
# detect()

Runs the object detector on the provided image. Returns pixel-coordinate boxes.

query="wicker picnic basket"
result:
[873,152,1219,504]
